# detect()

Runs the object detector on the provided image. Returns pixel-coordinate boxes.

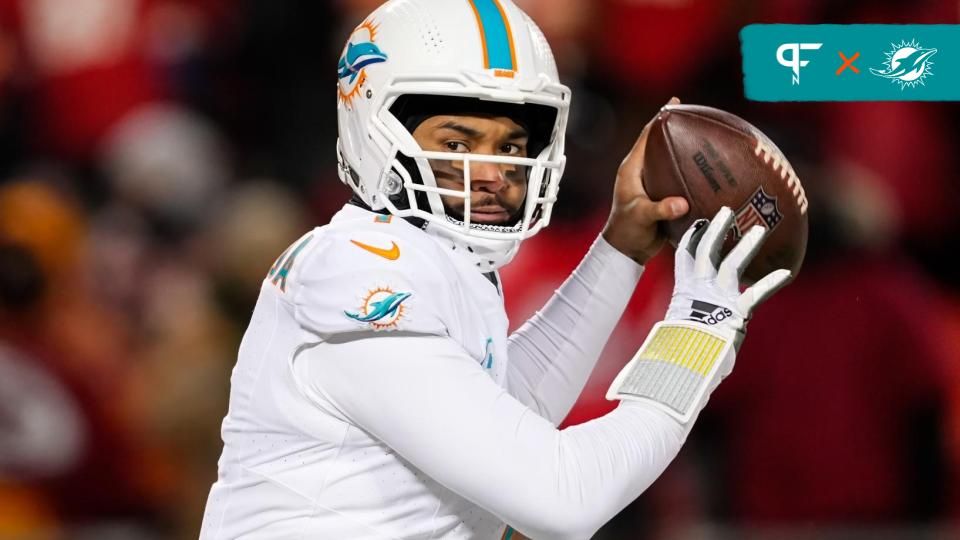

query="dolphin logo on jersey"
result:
[345,288,411,330]
[338,41,388,83]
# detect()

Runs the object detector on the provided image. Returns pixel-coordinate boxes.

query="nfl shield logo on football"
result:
[734,187,783,237]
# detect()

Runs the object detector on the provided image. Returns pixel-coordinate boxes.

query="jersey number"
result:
[268,235,313,292]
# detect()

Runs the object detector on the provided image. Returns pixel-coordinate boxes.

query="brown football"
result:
[643,104,809,285]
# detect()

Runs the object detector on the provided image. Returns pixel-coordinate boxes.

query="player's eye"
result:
[445,141,470,153]
[500,143,524,155]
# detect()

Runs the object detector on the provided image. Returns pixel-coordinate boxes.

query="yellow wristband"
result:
[606,321,732,422]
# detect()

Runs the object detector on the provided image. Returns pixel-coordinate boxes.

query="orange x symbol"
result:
[836,51,860,75]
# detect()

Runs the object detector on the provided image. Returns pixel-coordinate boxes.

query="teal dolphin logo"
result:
[345,291,410,325]
[338,41,388,83]
[339,20,385,105]
[870,39,936,89]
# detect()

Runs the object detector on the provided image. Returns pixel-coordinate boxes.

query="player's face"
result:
[412,115,529,226]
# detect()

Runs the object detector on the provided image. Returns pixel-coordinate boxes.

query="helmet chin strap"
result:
[421,219,520,272]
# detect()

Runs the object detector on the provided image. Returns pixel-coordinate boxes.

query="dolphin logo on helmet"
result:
[338,41,389,83]
[338,20,387,105]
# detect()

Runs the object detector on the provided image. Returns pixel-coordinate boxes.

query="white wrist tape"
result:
[606,321,733,423]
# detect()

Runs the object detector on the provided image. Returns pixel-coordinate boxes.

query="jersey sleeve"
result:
[291,333,691,540]
[287,228,452,338]
[506,235,644,425]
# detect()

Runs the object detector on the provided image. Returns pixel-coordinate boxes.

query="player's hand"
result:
[606,207,791,421]
[602,97,689,265]
[665,206,792,349]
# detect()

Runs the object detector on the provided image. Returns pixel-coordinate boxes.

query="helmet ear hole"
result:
[351,169,363,191]
[386,168,410,209]
[384,171,403,195]
[337,140,365,192]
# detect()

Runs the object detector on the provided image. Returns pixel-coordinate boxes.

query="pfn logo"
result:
[776,43,823,85]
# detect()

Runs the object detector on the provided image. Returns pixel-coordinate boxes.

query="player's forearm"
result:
[501,400,689,539]
[506,234,643,424]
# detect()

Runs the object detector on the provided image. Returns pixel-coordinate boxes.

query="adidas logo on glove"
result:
[686,300,734,326]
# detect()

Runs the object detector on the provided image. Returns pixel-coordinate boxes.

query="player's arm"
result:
[505,234,644,424]
[294,332,688,540]
[295,210,788,539]
[505,98,688,425]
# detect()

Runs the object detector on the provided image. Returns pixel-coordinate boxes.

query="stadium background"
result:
[1,0,959,538]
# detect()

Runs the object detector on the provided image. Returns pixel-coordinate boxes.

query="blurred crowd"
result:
[1,0,959,538]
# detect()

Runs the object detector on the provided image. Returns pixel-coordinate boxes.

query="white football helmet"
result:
[336,0,571,270]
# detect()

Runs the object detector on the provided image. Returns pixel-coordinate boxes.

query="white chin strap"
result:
[422,220,521,272]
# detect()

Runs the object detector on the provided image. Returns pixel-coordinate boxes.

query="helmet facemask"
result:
[373,94,564,258]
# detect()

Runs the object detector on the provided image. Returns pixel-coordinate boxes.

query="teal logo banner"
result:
[741,24,960,101]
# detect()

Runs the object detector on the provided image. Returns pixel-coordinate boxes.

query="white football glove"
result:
[608,207,792,422]
[666,206,793,348]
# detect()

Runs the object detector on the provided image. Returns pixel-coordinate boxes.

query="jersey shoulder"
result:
[282,207,456,337]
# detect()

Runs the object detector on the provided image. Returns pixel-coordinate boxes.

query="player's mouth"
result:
[470,206,514,224]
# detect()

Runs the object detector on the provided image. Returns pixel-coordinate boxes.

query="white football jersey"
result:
[200,202,703,540]
[200,204,512,539]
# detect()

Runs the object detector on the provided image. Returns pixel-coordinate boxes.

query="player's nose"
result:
[470,161,506,192]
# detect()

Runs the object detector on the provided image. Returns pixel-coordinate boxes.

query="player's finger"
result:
[675,218,708,280]
[694,207,734,278]
[717,225,766,291]
[648,196,689,221]
[737,268,792,315]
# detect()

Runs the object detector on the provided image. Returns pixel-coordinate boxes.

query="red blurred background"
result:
[1,0,959,538]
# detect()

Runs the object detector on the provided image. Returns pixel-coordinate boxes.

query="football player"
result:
[200,1,791,538]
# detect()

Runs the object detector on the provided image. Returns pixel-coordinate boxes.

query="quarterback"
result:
[200,0,790,538]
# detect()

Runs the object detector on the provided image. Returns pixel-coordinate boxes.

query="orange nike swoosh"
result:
[350,239,400,261]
